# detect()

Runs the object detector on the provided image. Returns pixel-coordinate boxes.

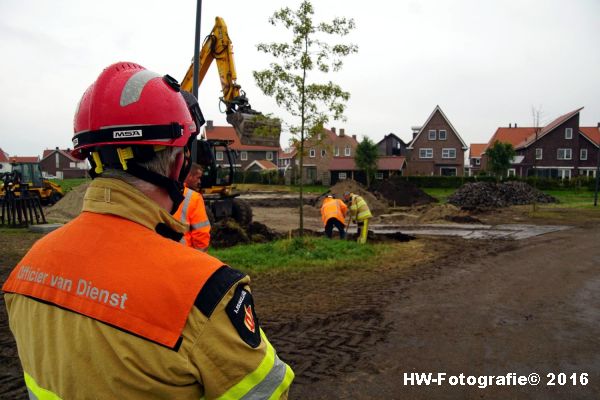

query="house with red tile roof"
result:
[482,108,599,179]
[329,156,407,185]
[9,156,39,163]
[245,159,278,172]
[406,106,468,176]
[39,147,88,179]
[467,143,487,176]
[203,121,281,171]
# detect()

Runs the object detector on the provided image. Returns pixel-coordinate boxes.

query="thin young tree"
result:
[354,137,379,187]
[253,0,357,235]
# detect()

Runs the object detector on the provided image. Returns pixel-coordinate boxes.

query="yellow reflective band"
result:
[268,364,294,400]
[216,330,279,400]
[24,372,62,400]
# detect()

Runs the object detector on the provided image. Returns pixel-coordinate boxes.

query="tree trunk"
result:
[298,35,308,237]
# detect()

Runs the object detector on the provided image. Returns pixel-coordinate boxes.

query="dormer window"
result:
[344,145,351,156]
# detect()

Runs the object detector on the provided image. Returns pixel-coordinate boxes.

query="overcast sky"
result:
[1,0,599,157]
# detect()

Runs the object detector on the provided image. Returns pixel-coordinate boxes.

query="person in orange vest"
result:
[174,163,211,251]
[320,194,348,239]
[2,62,293,399]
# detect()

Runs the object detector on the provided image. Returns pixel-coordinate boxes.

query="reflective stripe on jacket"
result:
[349,194,372,222]
[173,186,211,251]
[2,178,293,399]
[320,197,348,226]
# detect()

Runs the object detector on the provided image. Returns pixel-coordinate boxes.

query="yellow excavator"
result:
[181,17,280,225]
[1,161,63,205]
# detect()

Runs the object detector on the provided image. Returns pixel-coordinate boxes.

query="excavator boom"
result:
[181,17,281,146]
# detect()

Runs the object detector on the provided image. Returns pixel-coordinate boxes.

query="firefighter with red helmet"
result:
[2,62,293,399]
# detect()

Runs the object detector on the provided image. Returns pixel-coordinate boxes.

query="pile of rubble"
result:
[448,181,557,210]
[370,176,438,207]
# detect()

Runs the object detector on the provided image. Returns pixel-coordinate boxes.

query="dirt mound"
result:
[247,221,282,243]
[448,181,557,210]
[211,219,250,248]
[45,182,89,222]
[371,176,438,207]
[318,180,388,215]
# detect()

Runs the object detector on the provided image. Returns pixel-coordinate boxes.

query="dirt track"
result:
[1,206,600,399]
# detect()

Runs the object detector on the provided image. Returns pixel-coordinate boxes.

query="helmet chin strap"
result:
[126,162,185,214]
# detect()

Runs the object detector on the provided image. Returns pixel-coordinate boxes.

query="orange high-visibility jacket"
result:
[2,178,293,400]
[320,197,348,226]
[173,186,211,251]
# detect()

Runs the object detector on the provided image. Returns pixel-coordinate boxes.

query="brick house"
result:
[203,121,281,171]
[329,156,407,186]
[482,108,599,179]
[467,143,487,176]
[406,106,468,176]
[40,148,88,179]
[297,127,359,185]
[377,133,408,157]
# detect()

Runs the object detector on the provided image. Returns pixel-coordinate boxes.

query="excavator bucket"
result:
[227,112,281,147]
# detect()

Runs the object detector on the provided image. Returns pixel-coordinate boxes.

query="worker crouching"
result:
[320,194,348,239]
[2,62,293,399]
[343,191,372,244]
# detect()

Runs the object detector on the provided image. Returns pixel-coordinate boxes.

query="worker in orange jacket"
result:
[174,163,211,251]
[2,62,293,399]
[320,194,348,239]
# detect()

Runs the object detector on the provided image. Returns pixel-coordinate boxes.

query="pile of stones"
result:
[448,181,557,210]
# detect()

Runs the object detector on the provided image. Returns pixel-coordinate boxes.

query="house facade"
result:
[40,148,88,179]
[298,127,358,185]
[482,108,599,179]
[406,106,468,176]
[0,148,10,173]
[377,133,408,157]
[203,121,281,171]
[467,143,486,176]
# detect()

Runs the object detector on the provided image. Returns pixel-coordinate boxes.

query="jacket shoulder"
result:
[194,265,246,318]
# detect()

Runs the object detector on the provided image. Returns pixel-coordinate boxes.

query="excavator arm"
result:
[181,17,280,146]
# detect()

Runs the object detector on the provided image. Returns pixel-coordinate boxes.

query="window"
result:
[375,172,384,180]
[344,145,351,156]
[309,149,316,158]
[557,148,572,160]
[535,148,543,160]
[438,130,447,140]
[266,151,273,161]
[507,168,516,177]
[474,158,481,166]
[442,148,456,159]
[321,149,326,157]
[334,146,339,156]
[419,148,433,158]
[55,153,60,169]
[216,151,223,161]
[428,130,436,140]
[580,148,588,160]
[69,162,76,168]
[565,128,573,139]
[285,159,289,165]
[396,142,401,149]
[338,172,347,180]
[240,151,248,161]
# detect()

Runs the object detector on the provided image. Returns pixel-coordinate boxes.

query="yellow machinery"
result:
[0,162,63,205]
[181,17,281,148]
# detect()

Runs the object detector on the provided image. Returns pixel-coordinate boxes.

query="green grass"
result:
[49,178,90,193]
[422,187,456,203]
[540,189,599,208]
[211,236,386,273]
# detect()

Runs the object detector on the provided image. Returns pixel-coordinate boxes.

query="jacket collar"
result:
[82,178,187,235]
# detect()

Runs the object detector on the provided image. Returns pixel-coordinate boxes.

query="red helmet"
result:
[72,62,198,160]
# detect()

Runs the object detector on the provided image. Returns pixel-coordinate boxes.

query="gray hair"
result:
[102,146,182,190]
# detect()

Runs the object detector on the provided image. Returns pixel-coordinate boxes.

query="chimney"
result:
[55,146,59,150]
[206,120,214,130]
[331,127,336,133]
[352,134,357,140]
[411,126,421,139]
[515,123,517,128]
[509,123,512,128]
[339,128,345,137]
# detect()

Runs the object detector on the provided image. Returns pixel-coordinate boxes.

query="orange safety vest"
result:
[2,211,223,348]
[320,197,348,226]
[173,187,211,251]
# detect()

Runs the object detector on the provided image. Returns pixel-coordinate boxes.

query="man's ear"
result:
[169,150,184,181]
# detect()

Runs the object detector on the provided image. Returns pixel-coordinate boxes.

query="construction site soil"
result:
[2,184,600,398]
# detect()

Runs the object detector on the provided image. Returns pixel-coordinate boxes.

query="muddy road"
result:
[1,206,599,399]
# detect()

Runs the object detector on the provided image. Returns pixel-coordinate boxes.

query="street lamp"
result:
[594,122,600,207]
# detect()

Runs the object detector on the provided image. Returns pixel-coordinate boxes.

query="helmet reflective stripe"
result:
[120,70,161,107]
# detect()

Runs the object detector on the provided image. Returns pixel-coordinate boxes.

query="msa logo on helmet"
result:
[113,129,143,139]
